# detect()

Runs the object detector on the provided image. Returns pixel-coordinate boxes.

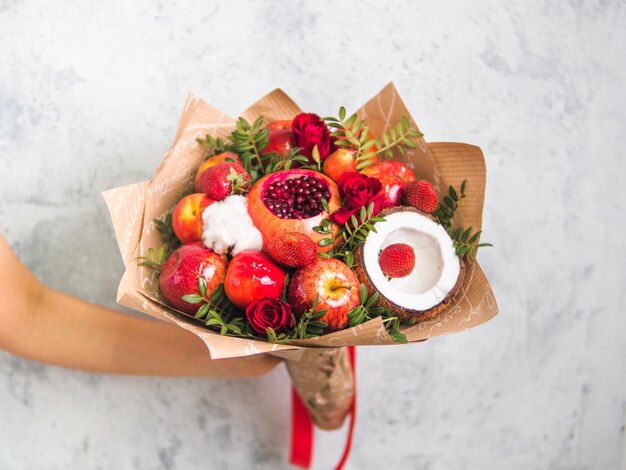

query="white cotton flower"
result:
[202,195,263,255]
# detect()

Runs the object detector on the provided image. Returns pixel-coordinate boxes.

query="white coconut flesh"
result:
[362,210,460,311]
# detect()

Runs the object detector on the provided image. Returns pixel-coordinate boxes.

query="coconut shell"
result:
[353,206,466,324]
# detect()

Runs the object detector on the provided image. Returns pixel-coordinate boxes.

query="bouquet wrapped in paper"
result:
[103,83,498,467]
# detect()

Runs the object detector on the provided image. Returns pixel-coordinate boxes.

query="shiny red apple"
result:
[223,251,287,309]
[262,120,296,159]
[360,160,417,208]
[159,242,227,314]
[287,258,360,331]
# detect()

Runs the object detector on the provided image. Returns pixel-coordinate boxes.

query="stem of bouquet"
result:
[280,347,354,430]
[273,347,356,469]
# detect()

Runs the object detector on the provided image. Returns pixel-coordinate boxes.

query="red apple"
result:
[266,119,292,131]
[194,152,241,192]
[159,242,227,315]
[172,193,214,243]
[246,169,342,253]
[224,251,287,309]
[262,120,296,159]
[287,258,360,331]
[360,160,417,208]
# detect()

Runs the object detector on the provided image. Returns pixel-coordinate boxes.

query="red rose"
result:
[292,113,331,162]
[331,172,384,225]
[245,298,294,334]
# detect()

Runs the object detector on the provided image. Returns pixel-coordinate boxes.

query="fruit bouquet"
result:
[103,83,498,466]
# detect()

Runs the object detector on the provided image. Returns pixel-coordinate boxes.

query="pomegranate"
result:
[246,169,342,253]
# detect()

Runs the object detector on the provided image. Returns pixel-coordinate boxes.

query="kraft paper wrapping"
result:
[103,83,498,425]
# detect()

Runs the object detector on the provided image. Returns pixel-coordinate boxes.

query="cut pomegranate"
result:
[262,174,331,219]
[247,169,342,253]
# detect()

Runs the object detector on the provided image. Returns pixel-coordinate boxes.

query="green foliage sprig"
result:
[181,280,249,336]
[137,213,180,275]
[433,180,466,232]
[433,180,493,260]
[323,107,379,170]
[138,245,170,273]
[196,134,230,158]
[263,147,310,174]
[347,284,408,344]
[315,201,386,268]
[290,295,329,340]
[227,117,270,181]
[375,116,424,158]
[450,227,493,260]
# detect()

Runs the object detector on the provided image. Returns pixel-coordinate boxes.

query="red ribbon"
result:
[289,346,357,469]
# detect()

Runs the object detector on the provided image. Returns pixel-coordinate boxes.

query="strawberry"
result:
[403,180,438,213]
[266,232,317,268]
[378,243,415,278]
[198,162,251,201]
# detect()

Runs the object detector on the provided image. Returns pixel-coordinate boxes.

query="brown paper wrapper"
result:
[103,84,498,422]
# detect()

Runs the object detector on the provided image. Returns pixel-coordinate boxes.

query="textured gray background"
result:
[1,1,625,469]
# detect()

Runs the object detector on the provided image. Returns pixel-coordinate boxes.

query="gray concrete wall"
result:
[1,1,625,468]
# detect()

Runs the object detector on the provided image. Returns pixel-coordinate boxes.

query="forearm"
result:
[23,289,214,376]
[0,235,278,378]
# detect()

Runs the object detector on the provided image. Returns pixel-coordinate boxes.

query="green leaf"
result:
[448,185,458,201]
[195,303,210,319]
[318,238,333,247]
[312,225,330,234]
[359,206,366,222]
[311,145,321,164]
[198,276,208,298]
[320,198,330,213]
[365,291,379,308]
[390,331,408,344]
[359,284,367,305]
[181,294,204,304]
[469,230,482,244]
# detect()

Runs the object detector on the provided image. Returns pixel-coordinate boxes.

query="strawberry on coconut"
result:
[379,243,415,278]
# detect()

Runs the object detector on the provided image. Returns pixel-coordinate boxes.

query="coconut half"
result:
[354,207,465,323]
